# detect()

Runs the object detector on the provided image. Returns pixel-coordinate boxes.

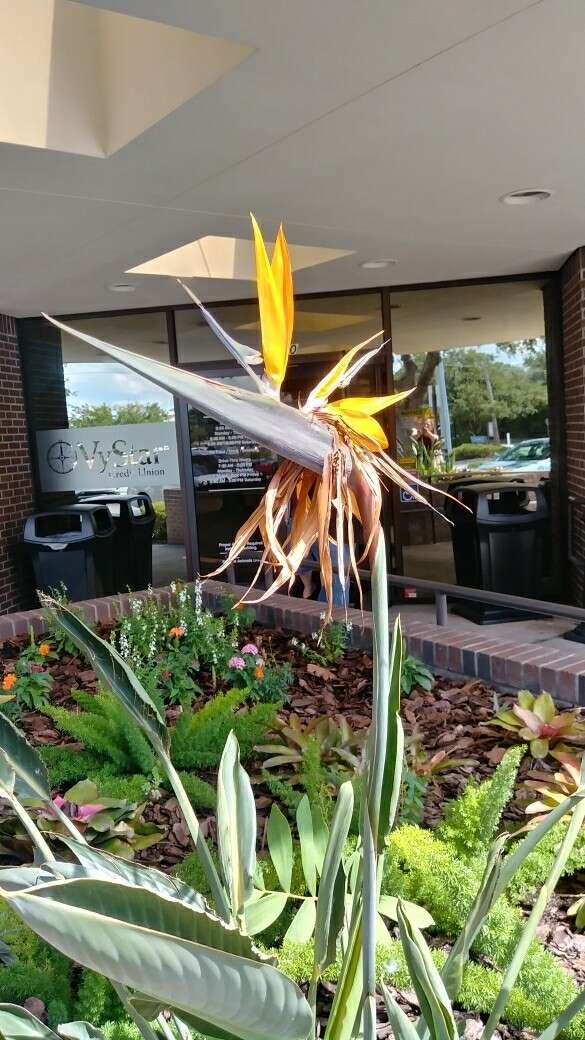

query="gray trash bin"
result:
[23,504,115,601]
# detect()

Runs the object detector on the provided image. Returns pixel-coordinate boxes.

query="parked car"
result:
[473,437,550,473]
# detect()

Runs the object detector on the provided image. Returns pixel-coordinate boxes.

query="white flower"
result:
[290,637,298,646]
[345,621,353,633]
[311,631,318,640]
[319,610,326,621]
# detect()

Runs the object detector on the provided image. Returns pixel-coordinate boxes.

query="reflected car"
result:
[473,437,550,473]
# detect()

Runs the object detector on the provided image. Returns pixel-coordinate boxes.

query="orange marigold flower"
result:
[2,673,17,691]
[254,665,265,680]
[39,643,51,656]
[168,625,185,638]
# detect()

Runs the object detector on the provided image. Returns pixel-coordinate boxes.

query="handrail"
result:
[275,560,585,628]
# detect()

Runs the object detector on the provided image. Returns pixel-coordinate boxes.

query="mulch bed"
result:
[2,619,585,1020]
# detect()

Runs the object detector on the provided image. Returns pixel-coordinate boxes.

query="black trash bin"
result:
[82,493,155,592]
[450,482,550,623]
[23,505,115,601]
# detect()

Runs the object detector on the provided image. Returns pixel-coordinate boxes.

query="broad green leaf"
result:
[217,733,256,920]
[314,780,353,972]
[296,796,317,896]
[245,892,289,936]
[312,805,329,876]
[64,780,99,804]
[57,835,207,910]
[0,1004,59,1040]
[533,692,555,723]
[378,895,434,930]
[266,804,293,891]
[284,898,316,942]
[44,316,332,477]
[397,900,457,1040]
[58,1024,106,1040]
[0,753,15,798]
[0,715,50,801]
[4,878,311,1040]
[380,984,420,1040]
[44,602,168,753]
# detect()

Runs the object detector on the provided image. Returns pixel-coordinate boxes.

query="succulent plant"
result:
[489,690,585,759]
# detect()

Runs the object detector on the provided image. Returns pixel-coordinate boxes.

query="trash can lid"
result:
[455,482,548,523]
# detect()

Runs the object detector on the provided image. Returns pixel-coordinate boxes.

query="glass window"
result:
[389,280,551,594]
[20,311,187,594]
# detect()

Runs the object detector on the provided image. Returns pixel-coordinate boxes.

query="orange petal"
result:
[306,332,383,405]
[272,225,294,350]
[251,214,292,391]
[324,405,389,450]
[330,390,412,417]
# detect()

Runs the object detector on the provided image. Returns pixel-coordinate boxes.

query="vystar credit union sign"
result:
[36,422,180,492]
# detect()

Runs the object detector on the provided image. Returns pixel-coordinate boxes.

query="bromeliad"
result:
[44,215,434,618]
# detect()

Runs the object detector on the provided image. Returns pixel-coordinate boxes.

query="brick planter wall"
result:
[0,315,35,612]
[2,579,585,705]
[163,488,185,544]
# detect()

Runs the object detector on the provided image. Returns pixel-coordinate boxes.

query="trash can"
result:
[23,505,115,601]
[82,493,155,592]
[450,482,550,623]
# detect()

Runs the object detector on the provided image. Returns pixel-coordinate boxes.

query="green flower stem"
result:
[481,795,585,1040]
[362,532,390,1040]
[162,754,231,922]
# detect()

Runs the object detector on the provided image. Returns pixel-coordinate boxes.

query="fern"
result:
[171,689,277,769]
[43,688,155,775]
[437,745,524,858]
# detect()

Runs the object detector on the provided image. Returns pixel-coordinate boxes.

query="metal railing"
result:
[226,560,585,630]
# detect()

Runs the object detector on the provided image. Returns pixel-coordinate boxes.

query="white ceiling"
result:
[1,0,583,317]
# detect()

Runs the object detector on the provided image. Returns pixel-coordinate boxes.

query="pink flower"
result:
[52,796,104,822]
[228,655,246,670]
[241,643,259,656]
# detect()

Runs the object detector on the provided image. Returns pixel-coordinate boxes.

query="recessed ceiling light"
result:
[499,188,553,206]
[107,282,136,293]
[360,259,397,269]
[462,315,482,322]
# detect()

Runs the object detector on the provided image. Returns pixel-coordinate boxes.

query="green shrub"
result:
[170,689,278,769]
[74,971,124,1024]
[43,687,156,775]
[152,501,167,543]
[40,745,116,787]
[0,901,73,1025]
[177,771,216,811]
[452,442,503,460]
[437,745,524,858]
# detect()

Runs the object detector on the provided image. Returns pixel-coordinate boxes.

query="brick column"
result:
[561,249,585,602]
[0,315,35,612]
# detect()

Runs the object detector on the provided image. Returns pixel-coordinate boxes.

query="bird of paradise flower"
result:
[45,215,435,618]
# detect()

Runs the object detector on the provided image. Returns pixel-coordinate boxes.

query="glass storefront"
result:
[18,276,559,603]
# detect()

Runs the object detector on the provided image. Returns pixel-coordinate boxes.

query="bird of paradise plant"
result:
[0,216,582,1040]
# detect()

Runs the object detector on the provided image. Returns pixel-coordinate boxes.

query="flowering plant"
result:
[225,643,292,703]
[1,634,54,711]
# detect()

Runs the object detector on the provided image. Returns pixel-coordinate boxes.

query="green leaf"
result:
[296,796,317,896]
[380,983,420,1040]
[314,780,353,972]
[57,835,207,910]
[378,895,434,930]
[64,780,99,804]
[4,878,311,1040]
[266,804,293,891]
[0,715,49,800]
[530,738,549,759]
[533,692,555,723]
[323,912,363,1040]
[43,601,168,753]
[0,1004,59,1040]
[397,900,457,1040]
[284,898,316,942]
[217,732,257,920]
[0,753,15,798]
[312,805,329,876]
[58,1024,106,1040]
[44,316,332,477]
[244,892,289,936]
